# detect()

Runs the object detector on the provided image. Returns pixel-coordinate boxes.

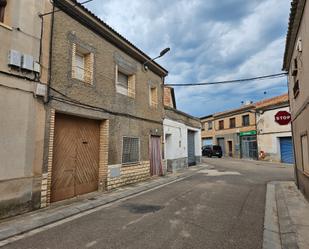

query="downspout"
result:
[45,3,55,104]
[286,74,299,188]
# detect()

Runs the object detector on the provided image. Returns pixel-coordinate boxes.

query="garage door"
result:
[280,137,294,164]
[188,130,196,166]
[51,113,100,202]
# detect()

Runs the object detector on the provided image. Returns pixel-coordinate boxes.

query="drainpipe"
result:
[286,74,299,188]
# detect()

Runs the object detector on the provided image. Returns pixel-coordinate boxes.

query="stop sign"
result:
[275,111,291,125]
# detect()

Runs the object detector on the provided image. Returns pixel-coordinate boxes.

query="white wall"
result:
[163,119,201,160]
[257,106,292,161]
[256,106,292,134]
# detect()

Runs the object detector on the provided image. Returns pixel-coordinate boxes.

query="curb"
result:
[262,182,299,249]
[0,165,206,245]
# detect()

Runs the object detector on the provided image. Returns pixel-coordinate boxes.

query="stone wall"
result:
[107,161,150,190]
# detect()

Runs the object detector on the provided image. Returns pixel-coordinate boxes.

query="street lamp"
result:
[143,47,170,71]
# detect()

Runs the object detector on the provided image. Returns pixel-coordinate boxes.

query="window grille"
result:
[122,137,140,164]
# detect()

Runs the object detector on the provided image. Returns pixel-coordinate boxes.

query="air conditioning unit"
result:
[8,50,22,67]
[22,54,34,71]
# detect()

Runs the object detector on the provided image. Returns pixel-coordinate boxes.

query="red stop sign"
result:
[275,111,291,125]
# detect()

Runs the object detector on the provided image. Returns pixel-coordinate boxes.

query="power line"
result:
[165,73,288,87]
[49,86,163,125]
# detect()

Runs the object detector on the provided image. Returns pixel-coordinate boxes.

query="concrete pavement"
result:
[263,181,309,249]
[0,158,295,249]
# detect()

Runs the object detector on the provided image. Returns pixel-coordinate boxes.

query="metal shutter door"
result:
[188,131,196,166]
[217,138,225,156]
[280,137,294,164]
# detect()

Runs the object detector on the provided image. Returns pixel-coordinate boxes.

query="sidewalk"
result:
[0,164,209,244]
[263,181,309,249]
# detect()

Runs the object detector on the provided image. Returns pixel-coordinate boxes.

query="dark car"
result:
[202,145,222,158]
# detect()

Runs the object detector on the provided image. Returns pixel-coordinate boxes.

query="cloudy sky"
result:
[82,0,290,117]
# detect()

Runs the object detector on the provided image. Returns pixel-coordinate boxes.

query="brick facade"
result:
[107,161,150,190]
[41,0,167,205]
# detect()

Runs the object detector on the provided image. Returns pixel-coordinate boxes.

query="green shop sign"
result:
[239,130,257,136]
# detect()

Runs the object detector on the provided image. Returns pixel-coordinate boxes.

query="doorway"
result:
[51,113,100,202]
[187,130,196,166]
[150,136,163,176]
[228,141,233,157]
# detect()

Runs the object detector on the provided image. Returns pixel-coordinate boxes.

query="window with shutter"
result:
[230,118,236,128]
[219,120,224,130]
[0,0,7,23]
[71,43,94,84]
[116,67,136,97]
[150,86,158,108]
[122,137,140,164]
[242,115,250,126]
[301,135,309,175]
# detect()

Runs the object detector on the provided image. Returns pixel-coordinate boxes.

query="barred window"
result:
[122,137,140,164]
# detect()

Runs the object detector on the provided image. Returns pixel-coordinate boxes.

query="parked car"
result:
[202,145,223,158]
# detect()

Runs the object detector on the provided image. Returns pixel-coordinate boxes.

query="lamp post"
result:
[143,47,170,71]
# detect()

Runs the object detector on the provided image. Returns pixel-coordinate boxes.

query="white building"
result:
[163,87,202,172]
[256,94,294,163]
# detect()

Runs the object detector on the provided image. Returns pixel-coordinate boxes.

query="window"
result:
[242,115,250,126]
[229,118,236,128]
[293,80,300,98]
[219,120,224,130]
[292,58,298,76]
[116,66,135,98]
[301,134,309,175]
[150,86,158,108]
[117,71,129,94]
[72,43,94,84]
[208,121,213,130]
[0,0,7,23]
[122,137,140,164]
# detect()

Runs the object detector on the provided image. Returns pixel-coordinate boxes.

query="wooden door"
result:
[150,136,163,176]
[51,113,100,202]
[228,141,233,157]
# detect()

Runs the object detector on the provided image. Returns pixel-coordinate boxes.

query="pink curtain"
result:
[150,136,163,176]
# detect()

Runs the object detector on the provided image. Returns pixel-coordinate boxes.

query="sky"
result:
[81,0,291,117]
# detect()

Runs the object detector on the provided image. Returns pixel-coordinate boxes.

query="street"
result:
[2,158,293,249]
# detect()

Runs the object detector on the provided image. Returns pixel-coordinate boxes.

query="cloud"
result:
[82,0,290,117]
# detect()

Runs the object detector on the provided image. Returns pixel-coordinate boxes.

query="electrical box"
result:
[8,50,22,67]
[33,61,41,73]
[35,83,47,97]
[22,54,34,71]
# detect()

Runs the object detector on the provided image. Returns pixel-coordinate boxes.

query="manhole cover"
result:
[122,203,163,214]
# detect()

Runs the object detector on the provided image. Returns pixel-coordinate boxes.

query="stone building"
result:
[163,87,202,172]
[283,0,309,199]
[0,0,52,218]
[256,94,294,163]
[201,104,257,159]
[41,0,168,206]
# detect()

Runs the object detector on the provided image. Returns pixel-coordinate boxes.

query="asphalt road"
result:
[2,158,293,249]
